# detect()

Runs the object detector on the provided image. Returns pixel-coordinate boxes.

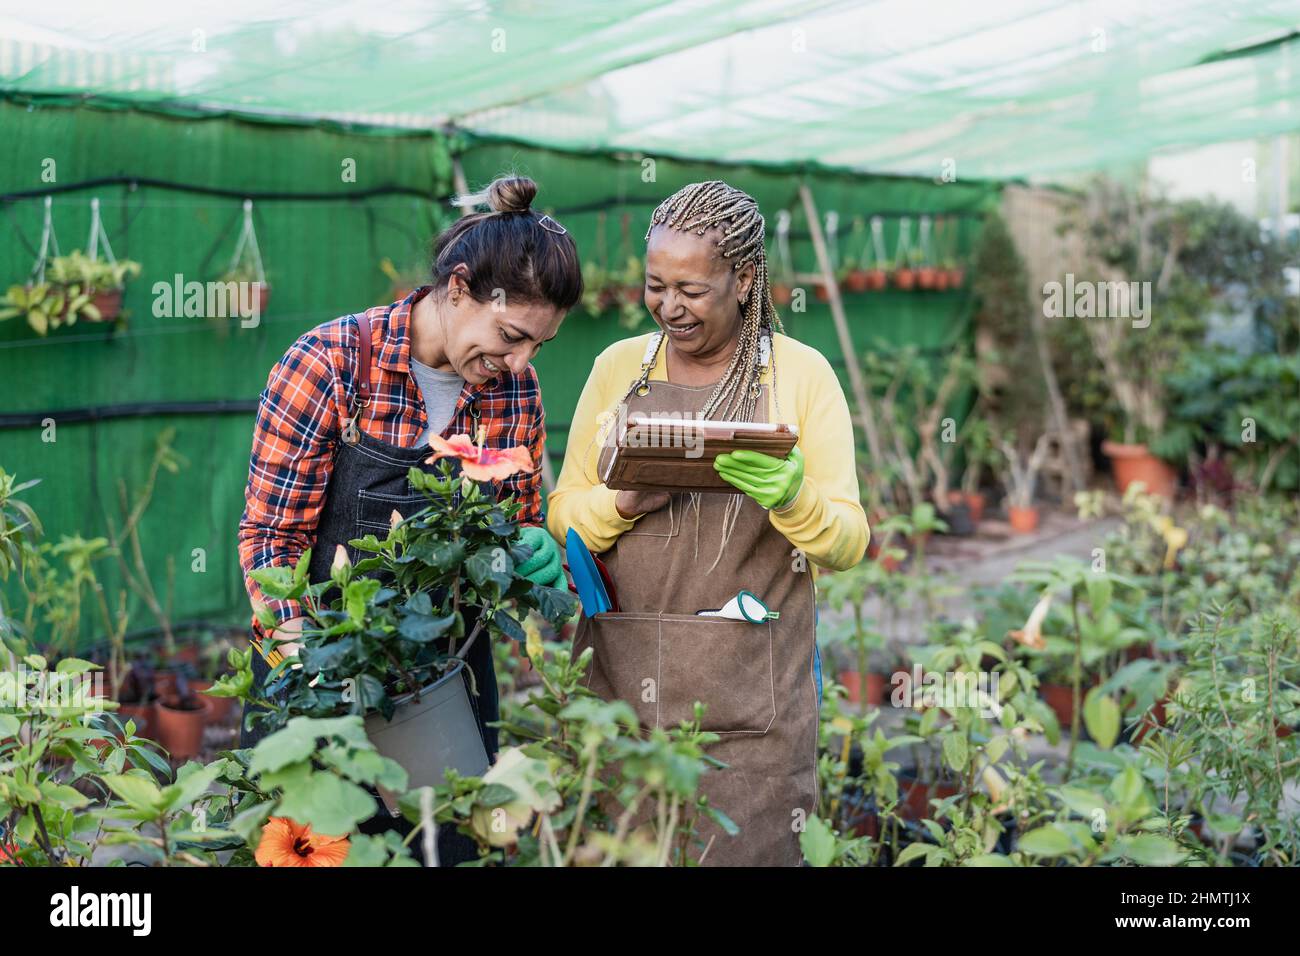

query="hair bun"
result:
[486,176,537,214]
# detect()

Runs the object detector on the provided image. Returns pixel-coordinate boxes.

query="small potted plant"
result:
[996,432,1052,533]
[46,250,141,323]
[842,216,870,293]
[219,260,271,314]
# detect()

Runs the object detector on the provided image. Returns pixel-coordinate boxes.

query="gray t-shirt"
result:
[408,356,466,446]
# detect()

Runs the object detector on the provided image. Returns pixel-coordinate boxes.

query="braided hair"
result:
[632,180,784,423]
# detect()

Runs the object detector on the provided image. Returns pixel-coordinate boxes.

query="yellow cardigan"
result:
[546,331,869,571]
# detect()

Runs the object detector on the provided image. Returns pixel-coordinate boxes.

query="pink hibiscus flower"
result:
[426,431,534,482]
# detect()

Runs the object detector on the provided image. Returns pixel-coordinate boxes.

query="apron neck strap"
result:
[352,312,373,412]
[632,328,772,395]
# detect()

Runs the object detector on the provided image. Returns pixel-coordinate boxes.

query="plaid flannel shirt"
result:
[237,287,546,638]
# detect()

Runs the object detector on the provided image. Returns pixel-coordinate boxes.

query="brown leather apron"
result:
[573,337,819,866]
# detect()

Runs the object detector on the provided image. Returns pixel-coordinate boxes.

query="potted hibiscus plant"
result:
[237,435,578,813]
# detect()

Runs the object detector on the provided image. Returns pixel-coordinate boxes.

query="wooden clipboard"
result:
[599,417,799,494]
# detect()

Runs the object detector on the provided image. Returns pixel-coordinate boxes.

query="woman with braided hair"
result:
[547,180,868,866]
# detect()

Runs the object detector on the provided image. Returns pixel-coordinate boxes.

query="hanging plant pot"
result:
[865,268,888,291]
[947,267,965,288]
[892,267,916,290]
[156,698,208,761]
[771,282,793,305]
[814,281,834,302]
[844,269,870,293]
[932,269,950,292]
[915,266,939,290]
[1008,504,1040,533]
[254,281,272,314]
[363,658,490,816]
[1100,441,1177,498]
[86,287,124,322]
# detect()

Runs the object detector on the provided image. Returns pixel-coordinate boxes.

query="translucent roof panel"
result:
[3,0,1300,180]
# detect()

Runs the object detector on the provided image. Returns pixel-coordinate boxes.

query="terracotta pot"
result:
[838,670,885,707]
[88,288,123,322]
[915,266,938,290]
[115,699,158,740]
[814,282,833,302]
[933,270,950,292]
[155,699,208,761]
[1123,643,1155,662]
[844,270,870,293]
[771,283,793,305]
[866,536,903,571]
[1008,505,1039,533]
[1041,684,1077,729]
[152,669,182,707]
[947,267,965,288]
[892,268,915,290]
[865,269,887,290]
[1101,441,1177,499]
[191,679,235,723]
[172,644,201,666]
[963,491,986,524]
[896,771,960,821]
[1130,695,1170,745]
[254,282,271,314]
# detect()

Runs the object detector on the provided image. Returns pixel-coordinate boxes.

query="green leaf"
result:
[1016,824,1076,858]
[398,610,456,643]
[942,731,969,773]
[799,814,837,867]
[273,772,377,836]
[1083,687,1120,750]
[963,853,1015,866]
[1121,833,1188,866]
[102,773,164,813]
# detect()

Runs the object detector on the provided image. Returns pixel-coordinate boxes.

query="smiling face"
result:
[430,274,564,384]
[643,224,755,361]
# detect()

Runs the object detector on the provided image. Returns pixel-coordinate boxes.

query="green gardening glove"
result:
[714,446,805,510]
[517,526,568,591]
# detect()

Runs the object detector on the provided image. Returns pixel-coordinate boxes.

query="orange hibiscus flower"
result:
[426,430,534,482]
[255,817,350,867]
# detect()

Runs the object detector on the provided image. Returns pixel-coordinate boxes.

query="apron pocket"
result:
[656,614,776,735]
[356,490,427,534]
[579,613,661,729]
[579,612,776,735]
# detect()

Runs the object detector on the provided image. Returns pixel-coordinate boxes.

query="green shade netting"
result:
[4,0,1300,179]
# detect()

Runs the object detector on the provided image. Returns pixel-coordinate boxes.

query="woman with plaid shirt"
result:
[236,176,581,862]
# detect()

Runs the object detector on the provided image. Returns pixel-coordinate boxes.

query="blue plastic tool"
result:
[566,528,612,616]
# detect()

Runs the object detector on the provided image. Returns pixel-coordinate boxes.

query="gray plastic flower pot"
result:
[363,657,489,816]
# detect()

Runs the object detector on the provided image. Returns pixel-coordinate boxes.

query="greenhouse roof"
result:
[3,0,1300,180]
